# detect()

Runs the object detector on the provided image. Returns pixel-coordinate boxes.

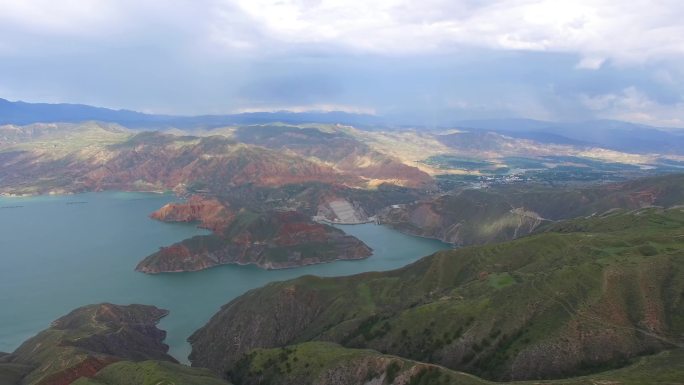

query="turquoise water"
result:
[0,192,449,362]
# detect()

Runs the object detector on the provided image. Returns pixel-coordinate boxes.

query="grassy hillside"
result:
[0,304,229,385]
[231,342,684,385]
[0,122,131,155]
[380,173,684,245]
[71,361,229,385]
[190,207,684,381]
[229,341,490,385]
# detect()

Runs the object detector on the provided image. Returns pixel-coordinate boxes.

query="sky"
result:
[0,0,683,127]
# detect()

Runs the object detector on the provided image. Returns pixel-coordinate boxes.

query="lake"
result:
[0,192,449,362]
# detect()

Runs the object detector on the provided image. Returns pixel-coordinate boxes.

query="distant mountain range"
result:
[453,118,684,155]
[1,97,684,154]
[0,98,382,129]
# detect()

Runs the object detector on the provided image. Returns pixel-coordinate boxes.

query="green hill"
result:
[0,304,230,385]
[230,341,684,385]
[71,361,229,385]
[190,207,684,381]
[380,173,684,245]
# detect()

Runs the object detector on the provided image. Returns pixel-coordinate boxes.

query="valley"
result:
[1,113,684,385]
[4,2,684,383]
[0,191,449,370]
[2,121,682,273]
[2,203,683,385]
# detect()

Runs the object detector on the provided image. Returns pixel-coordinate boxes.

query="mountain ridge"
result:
[2,98,684,157]
[189,205,684,381]
[0,98,382,129]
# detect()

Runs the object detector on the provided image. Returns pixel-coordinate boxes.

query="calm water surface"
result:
[0,192,448,362]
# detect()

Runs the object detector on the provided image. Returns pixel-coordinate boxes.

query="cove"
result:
[0,192,449,362]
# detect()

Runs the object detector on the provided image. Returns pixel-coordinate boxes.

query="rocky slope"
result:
[0,129,358,195]
[436,131,557,158]
[137,209,372,272]
[150,195,235,233]
[0,303,230,385]
[0,123,438,196]
[379,173,684,245]
[232,125,435,189]
[189,207,684,381]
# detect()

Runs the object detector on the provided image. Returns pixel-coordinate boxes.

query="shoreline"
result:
[0,193,450,365]
[376,222,458,247]
[0,189,173,199]
[314,216,378,226]
[137,252,375,275]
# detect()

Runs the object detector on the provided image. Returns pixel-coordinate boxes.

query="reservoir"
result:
[0,192,449,362]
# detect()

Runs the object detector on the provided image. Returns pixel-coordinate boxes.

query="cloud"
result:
[233,104,376,114]
[219,0,684,64]
[576,57,606,70]
[0,0,120,35]
[2,0,683,64]
[581,86,684,127]
[0,0,682,128]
